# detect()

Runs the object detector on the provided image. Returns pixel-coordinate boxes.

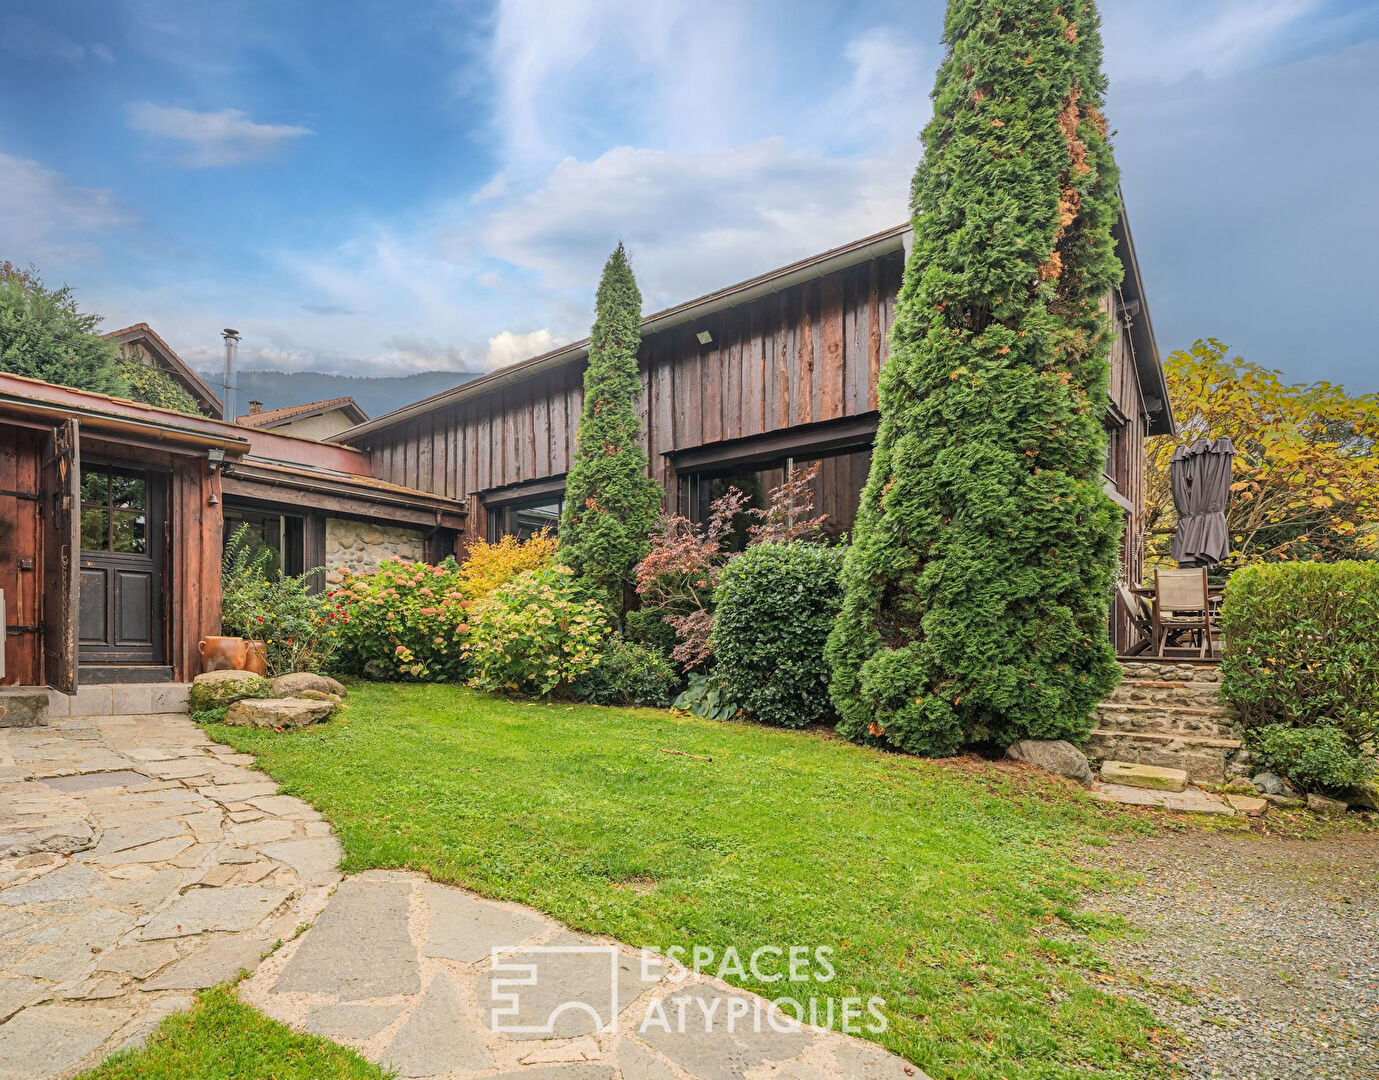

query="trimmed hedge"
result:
[1221,561,1378,788]
[712,541,844,728]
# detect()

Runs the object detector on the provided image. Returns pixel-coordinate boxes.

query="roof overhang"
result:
[1112,199,1174,437]
[222,459,466,530]
[334,224,912,443]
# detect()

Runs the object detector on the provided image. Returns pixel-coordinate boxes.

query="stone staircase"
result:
[1087,661,1243,782]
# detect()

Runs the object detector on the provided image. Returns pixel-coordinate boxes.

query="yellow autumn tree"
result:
[1145,339,1379,568]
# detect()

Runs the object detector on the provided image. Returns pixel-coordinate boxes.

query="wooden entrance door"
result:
[78,463,165,664]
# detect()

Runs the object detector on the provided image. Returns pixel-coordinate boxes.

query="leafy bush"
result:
[671,672,740,721]
[329,559,470,681]
[572,635,678,707]
[1249,724,1374,793]
[1221,561,1379,762]
[634,466,827,671]
[712,541,844,728]
[458,531,559,600]
[464,567,609,696]
[624,606,678,658]
[118,355,204,414]
[221,526,338,678]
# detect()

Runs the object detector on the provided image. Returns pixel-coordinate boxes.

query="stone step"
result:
[1099,700,1232,718]
[1086,730,1235,782]
[0,690,49,728]
[1119,661,1222,684]
[1092,709,1240,743]
[1099,759,1189,792]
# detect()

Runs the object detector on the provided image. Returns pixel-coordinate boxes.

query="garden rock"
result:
[1261,793,1306,809]
[223,697,335,729]
[1306,792,1348,816]
[190,670,270,712]
[271,672,347,698]
[1099,760,1188,792]
[1005,740,1094,786]
[1251,772,1289,796]
[1339,780,1378,811]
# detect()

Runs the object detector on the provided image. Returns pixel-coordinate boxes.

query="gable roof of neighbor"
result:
[101,323,224,418]
[237,395,369,429]
[336,201,1171,445]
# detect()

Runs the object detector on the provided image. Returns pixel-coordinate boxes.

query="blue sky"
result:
[1,1,1377,390]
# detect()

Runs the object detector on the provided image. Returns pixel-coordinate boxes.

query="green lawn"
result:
[202,683,1171,1080]
[78,985,388,1080]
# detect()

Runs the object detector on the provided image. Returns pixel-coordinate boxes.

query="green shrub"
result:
[826,0,1123,755]
[671,671,741,721]
[624,606,678,658]
[329,559,470,681]
[221,526,338,678]
[572,635,678,707]
[712,541,844,728]
[1221,561,1379,760]
[464,567,609,697]
[1249,724,1374,793]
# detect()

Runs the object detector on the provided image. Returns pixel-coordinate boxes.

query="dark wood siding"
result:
[0,426,43,685]
[362,252,904,507]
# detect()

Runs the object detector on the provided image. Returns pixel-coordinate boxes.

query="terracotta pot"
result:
[243,639,268,676]
[198,636,267,675]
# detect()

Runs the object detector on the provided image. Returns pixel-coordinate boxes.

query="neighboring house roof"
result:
[236,395,369,429]
[101,323,224,418]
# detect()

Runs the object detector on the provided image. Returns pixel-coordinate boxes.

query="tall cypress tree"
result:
[559,244,662,611]
[827,1,1123,755]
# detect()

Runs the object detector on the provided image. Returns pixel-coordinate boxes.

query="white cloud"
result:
[127,104,312,167]
[0,151,138,263]
[0,15,89,63]
[487,329,554,367]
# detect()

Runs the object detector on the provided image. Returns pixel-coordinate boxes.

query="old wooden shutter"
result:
[42,418,79,693]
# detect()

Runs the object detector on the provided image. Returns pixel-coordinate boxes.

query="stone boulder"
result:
[1005,740,1094,787]
[271,672,347,698]
[1306,792,1348,816]
[223,697,335,729]
[1339,780,1378,811]
[1251,772,1290,797]
[190,670,271,712]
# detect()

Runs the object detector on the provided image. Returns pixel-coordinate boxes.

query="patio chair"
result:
[1152,568,1213,658]
[1115,584,1154,655]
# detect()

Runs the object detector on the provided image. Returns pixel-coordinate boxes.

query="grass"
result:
[76,985,388,1080]
[200,683,1175,1080]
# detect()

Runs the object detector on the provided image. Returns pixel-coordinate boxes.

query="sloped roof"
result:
[101,323,223,418]
[237,395,369,429]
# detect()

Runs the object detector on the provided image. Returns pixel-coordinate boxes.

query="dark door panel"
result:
[114,570,155,647]
[79,567,108,646]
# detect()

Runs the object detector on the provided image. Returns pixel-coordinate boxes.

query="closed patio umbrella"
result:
[1170,437,1235,567]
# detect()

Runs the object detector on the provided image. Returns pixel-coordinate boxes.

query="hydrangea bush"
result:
[328,559,471,681]
[464,567,609,696]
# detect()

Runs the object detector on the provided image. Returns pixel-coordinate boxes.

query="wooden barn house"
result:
[336,213,1172,649]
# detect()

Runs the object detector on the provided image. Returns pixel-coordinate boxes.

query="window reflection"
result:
[488,497,563,542]
[80,464,154,554]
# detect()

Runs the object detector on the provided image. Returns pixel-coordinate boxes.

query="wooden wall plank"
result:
[819,274,845,422]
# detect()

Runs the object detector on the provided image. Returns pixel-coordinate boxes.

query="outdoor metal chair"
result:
[1152,568,1213,658]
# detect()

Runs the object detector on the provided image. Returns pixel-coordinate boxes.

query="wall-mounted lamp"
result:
[207,447,225,505]
[695,329,713,346]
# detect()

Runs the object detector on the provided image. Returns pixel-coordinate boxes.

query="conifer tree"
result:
[559,244,662,612]
[827,1,1124,754]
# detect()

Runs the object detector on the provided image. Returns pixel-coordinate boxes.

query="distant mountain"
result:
[197,369,482,421]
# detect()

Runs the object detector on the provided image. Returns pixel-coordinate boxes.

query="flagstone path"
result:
[0,709,927,1080]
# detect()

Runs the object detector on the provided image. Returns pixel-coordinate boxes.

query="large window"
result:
[223,506,305,577]
[487,493,564,542]
[678,444,872,546]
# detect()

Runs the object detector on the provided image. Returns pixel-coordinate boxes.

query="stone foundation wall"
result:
[324,518,427,583]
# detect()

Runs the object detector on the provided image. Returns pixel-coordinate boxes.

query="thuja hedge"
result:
[827,0,1123,755]
[1221,561,1379,769]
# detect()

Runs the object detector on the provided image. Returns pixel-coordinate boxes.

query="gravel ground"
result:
[1085,829,1379,1080]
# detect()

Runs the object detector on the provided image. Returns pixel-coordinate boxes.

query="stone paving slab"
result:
[1091,781,1235,815]
[0,711,343,1079]
[243,870,930,1080]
